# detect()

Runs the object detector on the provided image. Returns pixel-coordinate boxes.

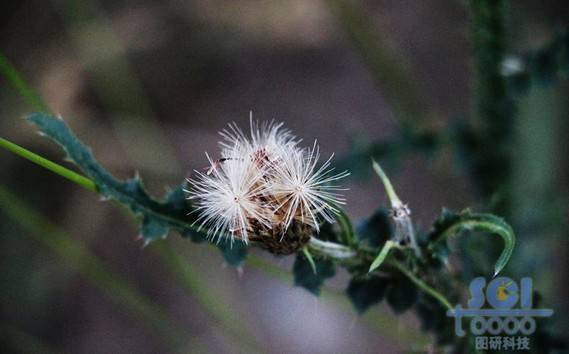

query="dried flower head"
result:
[186,116,349,254]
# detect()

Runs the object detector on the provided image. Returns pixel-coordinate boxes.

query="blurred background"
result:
[0,0,568,353]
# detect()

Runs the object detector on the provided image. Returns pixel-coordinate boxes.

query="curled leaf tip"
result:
[369,240,398,272]
[428,210,516,277]
[371,159,402,207]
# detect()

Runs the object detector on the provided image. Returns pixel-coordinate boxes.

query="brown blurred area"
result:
[1,1,568,353]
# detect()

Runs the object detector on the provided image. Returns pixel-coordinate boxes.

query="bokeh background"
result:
[1,0,568,353]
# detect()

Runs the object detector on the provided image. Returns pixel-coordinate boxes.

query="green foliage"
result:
[386,276,417,314]
[346,275,390,314]
[0,1,565,351]
[302,247,318,274]
[416,295,458,346]
[293,253,335,295]
[26,112,247,265]
[372,160,402,207]
[19,112,524,353]
[426,209,516,276]
[335,207,356,246]
[368,240,398,272]
[356,208,391,248]
[216,239,248,266]
[27,114,181,237]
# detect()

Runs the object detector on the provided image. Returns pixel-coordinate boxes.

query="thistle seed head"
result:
[186,116,349,254]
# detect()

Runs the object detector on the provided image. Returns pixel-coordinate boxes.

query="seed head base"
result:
[249,221,313,255]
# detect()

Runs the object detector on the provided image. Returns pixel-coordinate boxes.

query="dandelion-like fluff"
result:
[186,116,349,254]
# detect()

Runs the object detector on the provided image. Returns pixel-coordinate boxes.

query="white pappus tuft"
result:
[270,142,350,232]
[186,146,271,243]
[186,116,349,251]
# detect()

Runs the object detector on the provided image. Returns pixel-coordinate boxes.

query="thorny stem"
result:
[468,0,514,210]
[308,237,453,311]
[0,136,455,314]
[1,47,455,316]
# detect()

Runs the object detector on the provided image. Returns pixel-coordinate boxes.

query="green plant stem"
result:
[0,137,97,192]
[308,239,454,311]
[2,35,436,348]
[0,135,362,266]
[0,184,189,352]
[1,49,271,350]
[0,176,427,349]
[0,137,455,314]
[1,135,264,351]
[307,237,358,260]
[0,54,50,113]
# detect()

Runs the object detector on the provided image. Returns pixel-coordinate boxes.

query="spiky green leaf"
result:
[293,253,335,295]
[368,240,400,273]
[216,239,248,266]
[386,275,417,314]
[26,113,204,244]
[427,209,516,276]
[372,159,402,207]
[346,275,390,313]
[356,208,391,248]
